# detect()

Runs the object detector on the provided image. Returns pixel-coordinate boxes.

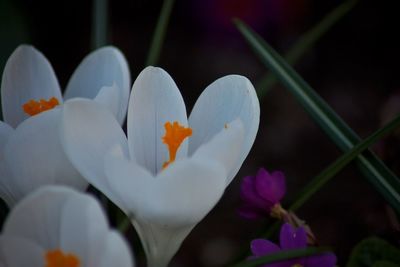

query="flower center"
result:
[22,97,60,116]
[162,121,192,169]
[44,250,80,267]
[291,264,303,267]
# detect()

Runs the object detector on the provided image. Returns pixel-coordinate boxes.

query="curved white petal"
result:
[96,231,135,267]
[105,155,226,226]
[61,99,129,204]
[1,45,62,128]
[0,236,44,267]
[192,119,244,184]
[0,121,16,206]
[1,186,76,249]
[3,108,87,203]
[94,83,120,119]
[59,191,109,267]
[64,46,130,124]
[189,75,260,183]
[128,67,188,175]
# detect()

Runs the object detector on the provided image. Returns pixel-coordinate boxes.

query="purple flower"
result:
[238,168,286,219]
[250,224,337,267]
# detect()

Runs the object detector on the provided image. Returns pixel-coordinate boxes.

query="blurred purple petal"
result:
[237,204,264,219]
[240,175,272,210]
[280,223,307,250]
[304,253,337,267]
[255,168,286,204]
[251,239,281,256]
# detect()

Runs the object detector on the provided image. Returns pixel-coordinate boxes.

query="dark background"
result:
[1,0,400,266]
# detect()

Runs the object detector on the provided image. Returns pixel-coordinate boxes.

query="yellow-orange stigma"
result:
[44,250,80,267]
[22,97,60,116]
[162,121,192,169]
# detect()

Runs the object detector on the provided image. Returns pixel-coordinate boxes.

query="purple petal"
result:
[280,223,307,250]
[255,168,286,204]
[240,175,272,211]
[304,253,337,267]
[251,239,281,256]
[237,204,265,219]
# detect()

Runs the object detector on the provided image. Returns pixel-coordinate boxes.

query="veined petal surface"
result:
[1,45,62,128]
[128,66,188,175]
[64,46,130,124]
[189,75,260,184]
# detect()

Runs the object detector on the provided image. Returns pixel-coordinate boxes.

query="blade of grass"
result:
[91,0,108,49]
[230,247,331,267]
[256,0,357,98]
[234,18,400,213]
[146,0,175,66]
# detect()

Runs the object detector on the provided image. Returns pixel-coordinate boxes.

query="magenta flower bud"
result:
[250,223,337,267]
[238,168,286,219]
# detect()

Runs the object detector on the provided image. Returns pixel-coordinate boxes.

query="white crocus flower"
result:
[61,66,260,267]
[0,185,135,267]
[0,45,130,206]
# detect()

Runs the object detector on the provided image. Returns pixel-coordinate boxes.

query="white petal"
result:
[1,45,62,128]
[59,190,109,267]
[96,231,135,267]
[61,99,129,204]
[2,186,76,249]
[0,236,44,267]
[0,121,16,206]
[128,67,188,175]
[104,155,226,226]
[64,46,130,125]
[94,83,120,119]
[3,108,87,203]
[189,75,260,182]
[192,119,244,184]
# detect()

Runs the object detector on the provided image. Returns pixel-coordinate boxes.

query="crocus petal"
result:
[1,45,62,128]
[237,204,264,220]
[96,231,135,267]
[279,223,307,250]
[59,190,109,267]
[128,66,188,175]
[0,236,44,267]
[188,75,260,184]
[61,99,129,205]
[94,83,121,120]
[0,121,16,205]
[1,186,74,249]
[304,253,337,267]
[191,119,244,183]
[255,169,286,204]
[64,46,130,125]
[251,239,281,256]
[104,155,226,226]
[3,109,87,205]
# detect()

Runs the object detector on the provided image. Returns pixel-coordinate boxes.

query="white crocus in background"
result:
[61,66,260,267]
[0,45,130,206]
[0,185,135,267]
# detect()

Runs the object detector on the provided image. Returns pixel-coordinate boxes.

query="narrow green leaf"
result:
[146,0,175,66]
[257,0,358,98]
[91,0,108,49]
[290,113,400,211]
[230,247,332,267]
[234,18,400,213]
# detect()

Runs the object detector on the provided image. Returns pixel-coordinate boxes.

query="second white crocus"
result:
[0,45,130,206]
[0,185,134,267]
[61,66,260,267]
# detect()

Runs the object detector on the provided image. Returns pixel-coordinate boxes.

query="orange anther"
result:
[22,97,60,116]
[45,250,80,267]
[162,121,192,169]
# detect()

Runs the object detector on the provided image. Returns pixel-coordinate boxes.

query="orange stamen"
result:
[162,121,192,169]
[22,97,60,116]
[45,250,80,267]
